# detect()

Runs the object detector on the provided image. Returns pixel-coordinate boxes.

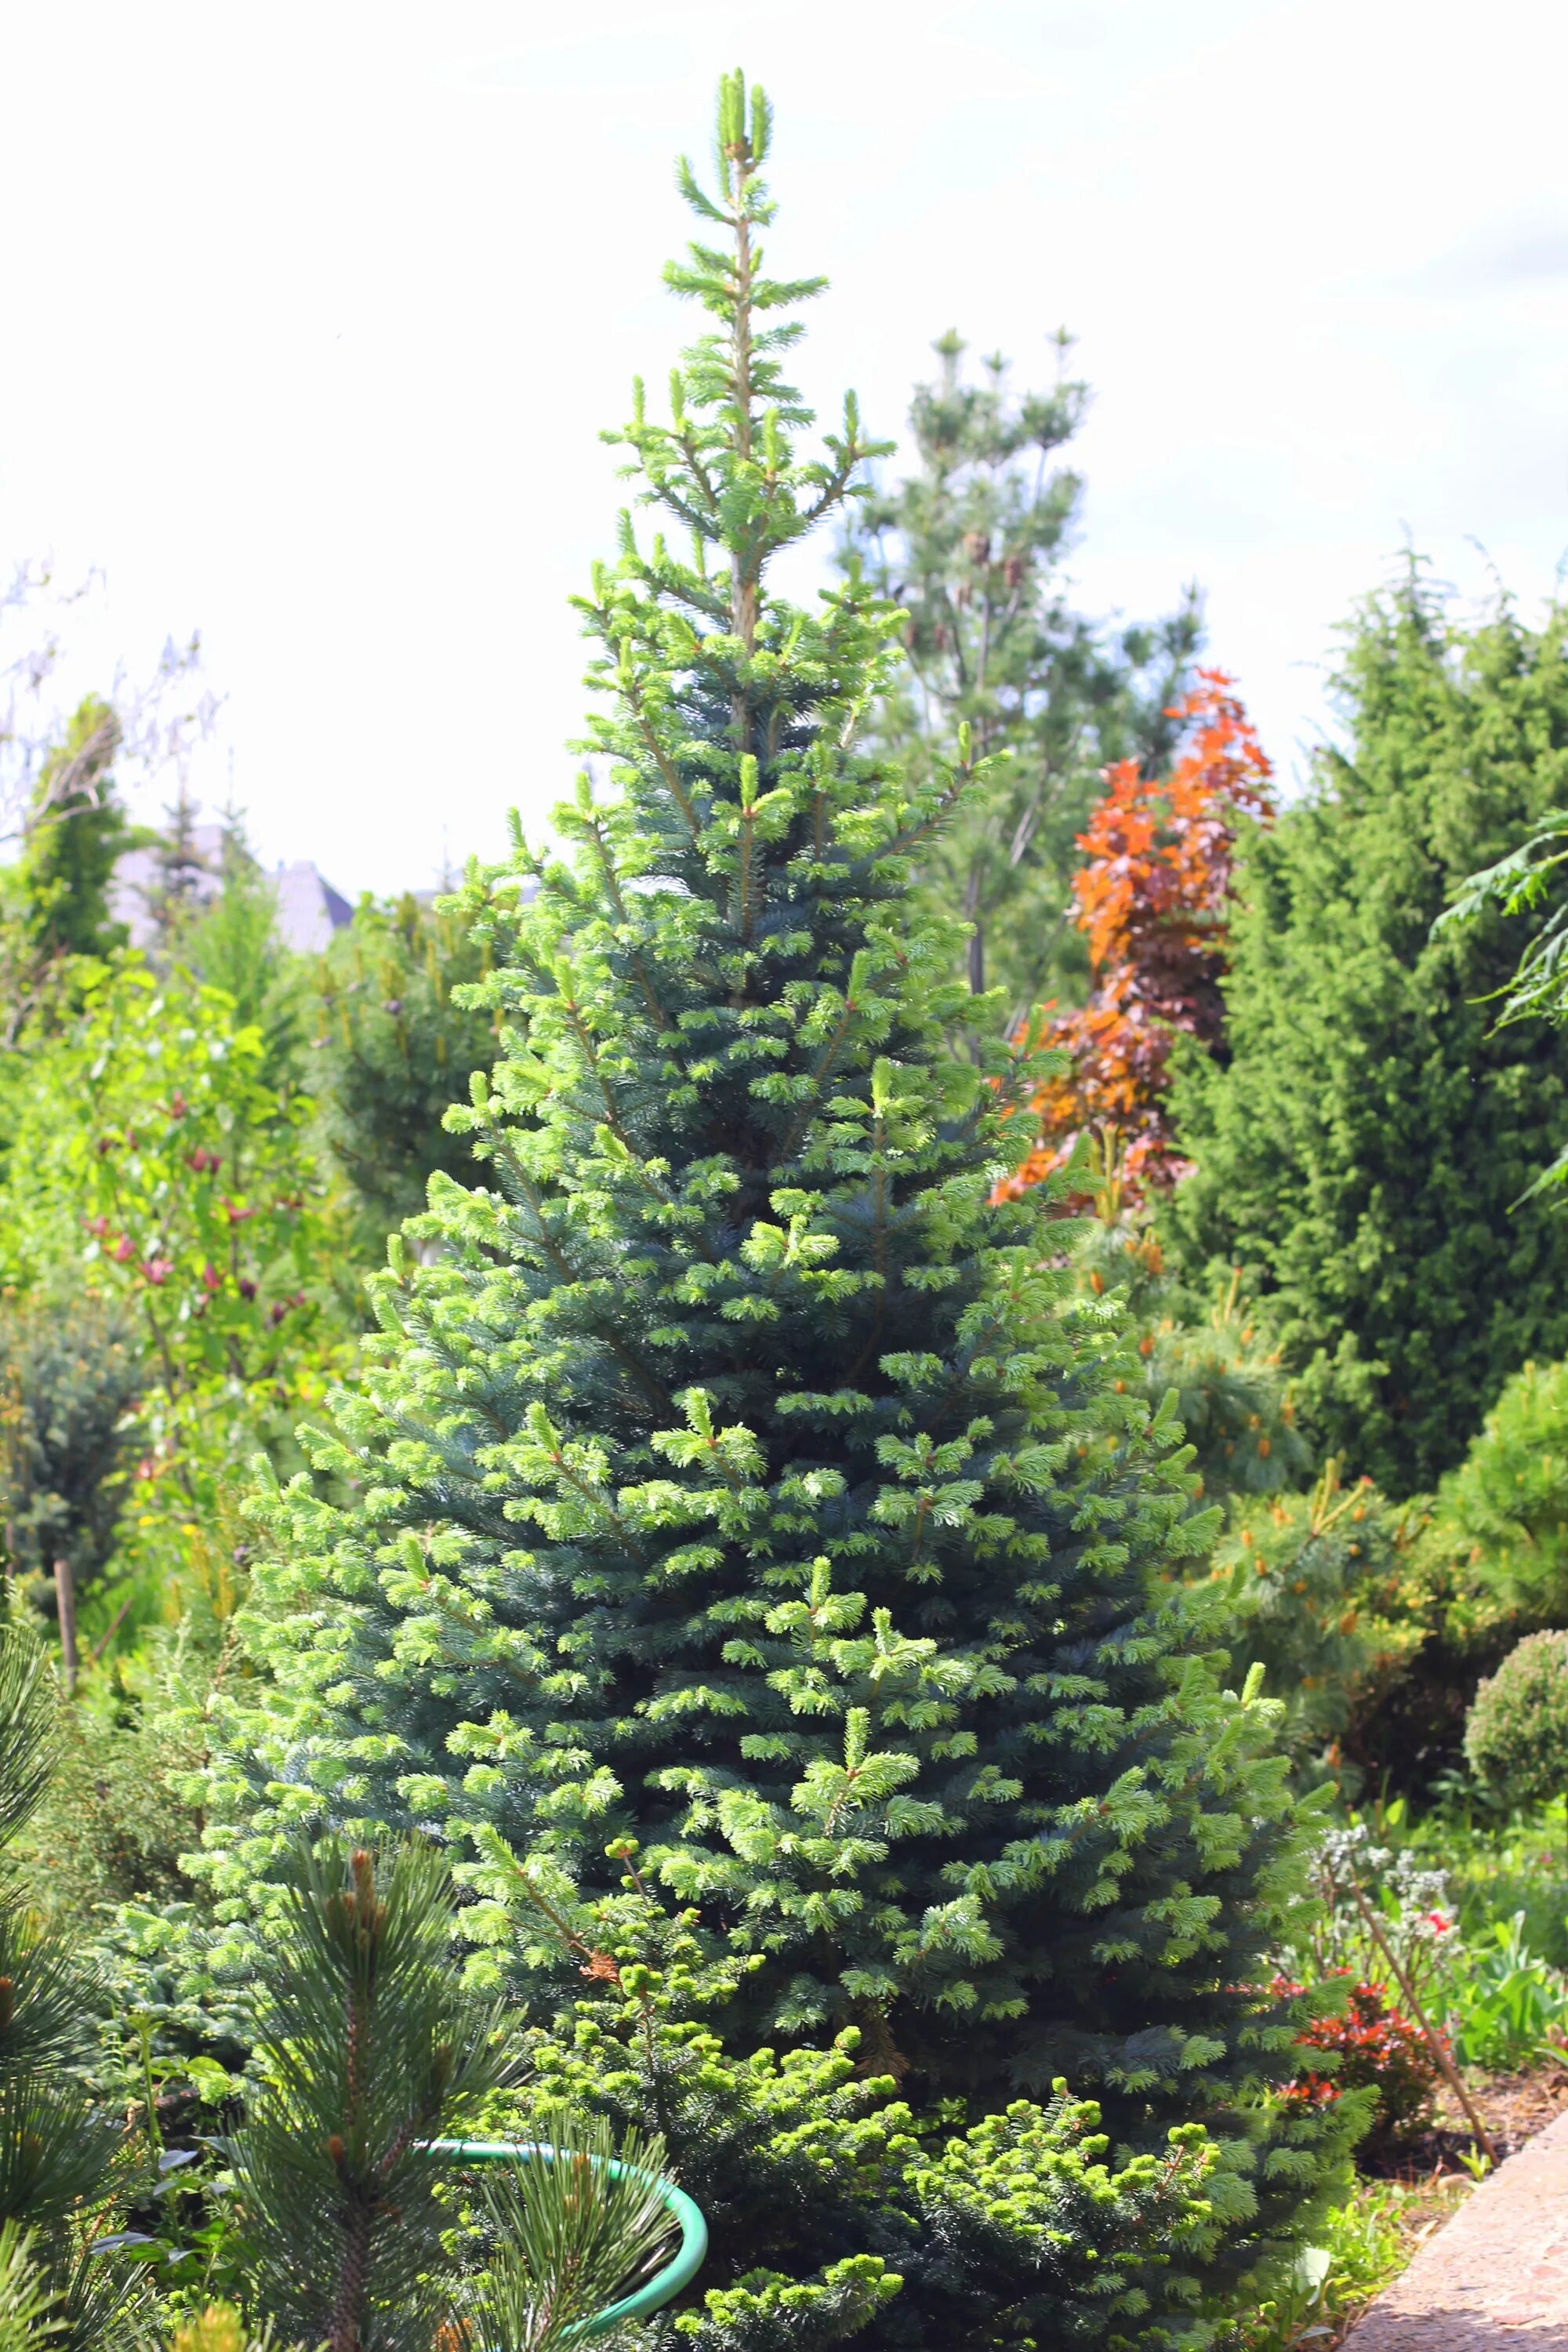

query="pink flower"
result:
[141,1258,174,1286]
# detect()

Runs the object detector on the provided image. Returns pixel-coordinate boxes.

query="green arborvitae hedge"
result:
[212,75,1349,2296]
[1166,570,1568,1495]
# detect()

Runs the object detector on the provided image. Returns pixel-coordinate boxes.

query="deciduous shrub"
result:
[1465,1628,1568,1809]
[1283,1978,1441,2147]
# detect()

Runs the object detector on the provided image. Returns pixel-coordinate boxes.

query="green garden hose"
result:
[422,2137,709,2340]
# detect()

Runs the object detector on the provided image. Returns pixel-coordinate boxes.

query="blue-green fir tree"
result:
[221,74,1351,2315]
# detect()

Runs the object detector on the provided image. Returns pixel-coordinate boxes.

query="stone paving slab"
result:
[1348,2108,1568,2349]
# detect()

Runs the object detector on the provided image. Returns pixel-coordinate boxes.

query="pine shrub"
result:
[0,1627,154,2347]
[213,71,1356,2314]
[1465,1628,1568,1808]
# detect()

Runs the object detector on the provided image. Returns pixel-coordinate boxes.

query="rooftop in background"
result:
[111,825,353,954]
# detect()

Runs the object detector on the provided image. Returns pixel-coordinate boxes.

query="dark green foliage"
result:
[221,73,1350,2311]
[846,331,1201,1016]
[1437,803,1568,1200]
[1465,1628,1568,1807]
[307,891,500,1254]
[0,1626,152,2347]
[0,1295,143,1617]
[230,1838,516,2352]
[1167,569,1568,1494]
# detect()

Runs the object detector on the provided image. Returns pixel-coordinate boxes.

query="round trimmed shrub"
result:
[1465,1628,1568,1806]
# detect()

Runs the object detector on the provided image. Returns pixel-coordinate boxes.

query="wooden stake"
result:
[1352,1881,1497,2165]
[53,1558,78,1696]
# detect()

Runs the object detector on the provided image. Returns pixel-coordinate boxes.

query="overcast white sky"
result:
[3,0,1566,897]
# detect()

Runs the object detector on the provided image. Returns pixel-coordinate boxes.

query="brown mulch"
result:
[1363,2061,1568,2176]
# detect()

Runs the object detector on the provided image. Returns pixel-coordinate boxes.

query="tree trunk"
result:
[53,1559,78,1695]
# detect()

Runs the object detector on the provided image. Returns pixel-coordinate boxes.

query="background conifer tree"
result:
[306,891,503,1261]
[844,332,1202,1018]
[228,72,1350,2299]
[0,695,129,1050]
[1167,569,1568,1493]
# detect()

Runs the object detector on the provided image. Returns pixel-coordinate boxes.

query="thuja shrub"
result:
[209,71,1357,2315]
[1465,1628,1568,1808]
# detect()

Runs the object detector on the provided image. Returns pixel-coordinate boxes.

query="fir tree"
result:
[1167,568,1568,1493]
[144,782,212,949]
[845,332,1201,1017]
[226,72,1348,2302]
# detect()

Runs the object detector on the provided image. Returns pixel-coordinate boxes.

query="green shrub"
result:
[307,890,506,1260]
[1074,1211,1312,1503]
[1465,1628,1568,1808]
[1429,1356,1568,1618]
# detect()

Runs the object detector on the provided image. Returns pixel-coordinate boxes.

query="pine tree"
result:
[1166,568,1568,1494]
[230,1837,680,2352]
[845,332,1201,1018]
[226,72,1348,2302]
[230,1838,514,2352]
[0,1627,153,2347]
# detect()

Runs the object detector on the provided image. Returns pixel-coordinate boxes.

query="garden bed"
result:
[1390,2059,1568,2170]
